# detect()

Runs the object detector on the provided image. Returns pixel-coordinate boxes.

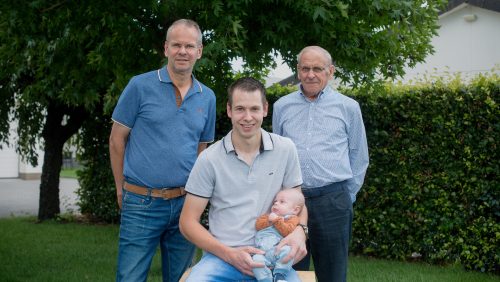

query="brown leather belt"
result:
[124,182,186,200]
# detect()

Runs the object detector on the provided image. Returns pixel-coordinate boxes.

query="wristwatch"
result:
[298,224,309,239]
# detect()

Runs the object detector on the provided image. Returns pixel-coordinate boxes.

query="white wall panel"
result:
[0,145,19,178]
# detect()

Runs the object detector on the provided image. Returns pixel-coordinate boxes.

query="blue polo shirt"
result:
[112,67,216,188]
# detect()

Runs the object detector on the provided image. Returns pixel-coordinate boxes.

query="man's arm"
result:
[109,122,130,209]
[271,102,283,135]
[197,142,208,155]
[346,103,369,202]
[179,194,264,276]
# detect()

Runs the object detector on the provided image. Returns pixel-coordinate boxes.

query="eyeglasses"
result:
[168,42,200,52]
[299,66,327,74]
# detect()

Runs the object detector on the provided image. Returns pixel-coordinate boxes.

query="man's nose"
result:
[306,70,316,78]
[243,110,252,120]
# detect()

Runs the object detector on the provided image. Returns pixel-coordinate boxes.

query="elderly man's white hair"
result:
[297,46,333,66]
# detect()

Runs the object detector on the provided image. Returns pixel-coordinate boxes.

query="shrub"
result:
[77,110,119,223]
[348,74,499,273]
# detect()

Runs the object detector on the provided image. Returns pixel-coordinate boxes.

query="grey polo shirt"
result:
[185,129,303,247]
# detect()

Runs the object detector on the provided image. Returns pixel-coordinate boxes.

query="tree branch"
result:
[40,1,67,13]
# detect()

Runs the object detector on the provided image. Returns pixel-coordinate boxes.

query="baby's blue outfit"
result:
[252,218,293,282]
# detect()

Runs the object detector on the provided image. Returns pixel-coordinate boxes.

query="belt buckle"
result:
[160,188,171,199]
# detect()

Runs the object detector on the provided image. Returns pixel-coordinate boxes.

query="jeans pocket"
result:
[122,190,153,209]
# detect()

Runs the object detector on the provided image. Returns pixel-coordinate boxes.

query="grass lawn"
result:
[0,217,497,282]
[60,168,79,179]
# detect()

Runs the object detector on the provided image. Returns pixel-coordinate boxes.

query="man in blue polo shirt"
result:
[109,19,216,282]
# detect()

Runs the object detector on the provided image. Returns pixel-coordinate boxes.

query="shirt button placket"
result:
[307,103,314,143]
[248,158,256,183]
[305,102,314,186]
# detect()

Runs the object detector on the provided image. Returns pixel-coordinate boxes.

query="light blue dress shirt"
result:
[273,85,369,202]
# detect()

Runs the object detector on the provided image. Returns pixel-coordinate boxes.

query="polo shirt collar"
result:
[222,128,274,154]
[157,67,203,94]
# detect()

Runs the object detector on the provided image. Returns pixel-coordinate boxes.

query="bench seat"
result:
[180,268,316,281]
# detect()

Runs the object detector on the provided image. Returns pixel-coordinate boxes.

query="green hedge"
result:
[76,76,499,273]
[346,75,499,273]
[77,110,119,223]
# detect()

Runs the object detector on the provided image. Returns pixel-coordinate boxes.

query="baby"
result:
[252,188,305,282]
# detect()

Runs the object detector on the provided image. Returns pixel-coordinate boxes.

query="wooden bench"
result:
[180,268,316,281]
[297,271,316,281]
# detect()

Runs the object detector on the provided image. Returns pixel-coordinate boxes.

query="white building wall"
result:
[0,120,19,178]
[0,145,19,178]
[0,120,43,179]
[18,152,44,180]
[402,4,500,83]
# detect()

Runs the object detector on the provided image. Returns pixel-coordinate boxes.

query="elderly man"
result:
[273,46,369,282]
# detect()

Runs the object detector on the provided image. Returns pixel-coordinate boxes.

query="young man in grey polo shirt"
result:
[180,77,308,281]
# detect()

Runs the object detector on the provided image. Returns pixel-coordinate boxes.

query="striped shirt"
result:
[272,85,369,202]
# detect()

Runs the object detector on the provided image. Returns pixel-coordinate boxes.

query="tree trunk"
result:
[37,101,87,221]
[38,137,64,220]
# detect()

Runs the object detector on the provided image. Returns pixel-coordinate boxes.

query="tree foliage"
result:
[0,0,445,219]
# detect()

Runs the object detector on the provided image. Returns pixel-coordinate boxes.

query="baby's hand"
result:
[268,213,279,222]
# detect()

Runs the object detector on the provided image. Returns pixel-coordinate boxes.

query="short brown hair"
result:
[227,77,267,106]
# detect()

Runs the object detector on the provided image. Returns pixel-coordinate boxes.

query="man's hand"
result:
[116,188,123,210]
[275,227,307,264]
[225,246,265,276]
[109,122,129,211]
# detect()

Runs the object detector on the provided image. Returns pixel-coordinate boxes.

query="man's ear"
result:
[197,44,203,59]
[226,102,232,118]
[329,64,335,78]
[163,41,168,57]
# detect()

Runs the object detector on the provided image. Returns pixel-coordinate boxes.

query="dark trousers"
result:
[294,181,353,282]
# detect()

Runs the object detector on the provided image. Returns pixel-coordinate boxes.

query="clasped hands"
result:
[224,225,307,276]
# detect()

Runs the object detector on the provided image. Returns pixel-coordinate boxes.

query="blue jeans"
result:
[294,181,353,282]
[187,252,301,282]
[116,189,195,282]
[252,245,292,281]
